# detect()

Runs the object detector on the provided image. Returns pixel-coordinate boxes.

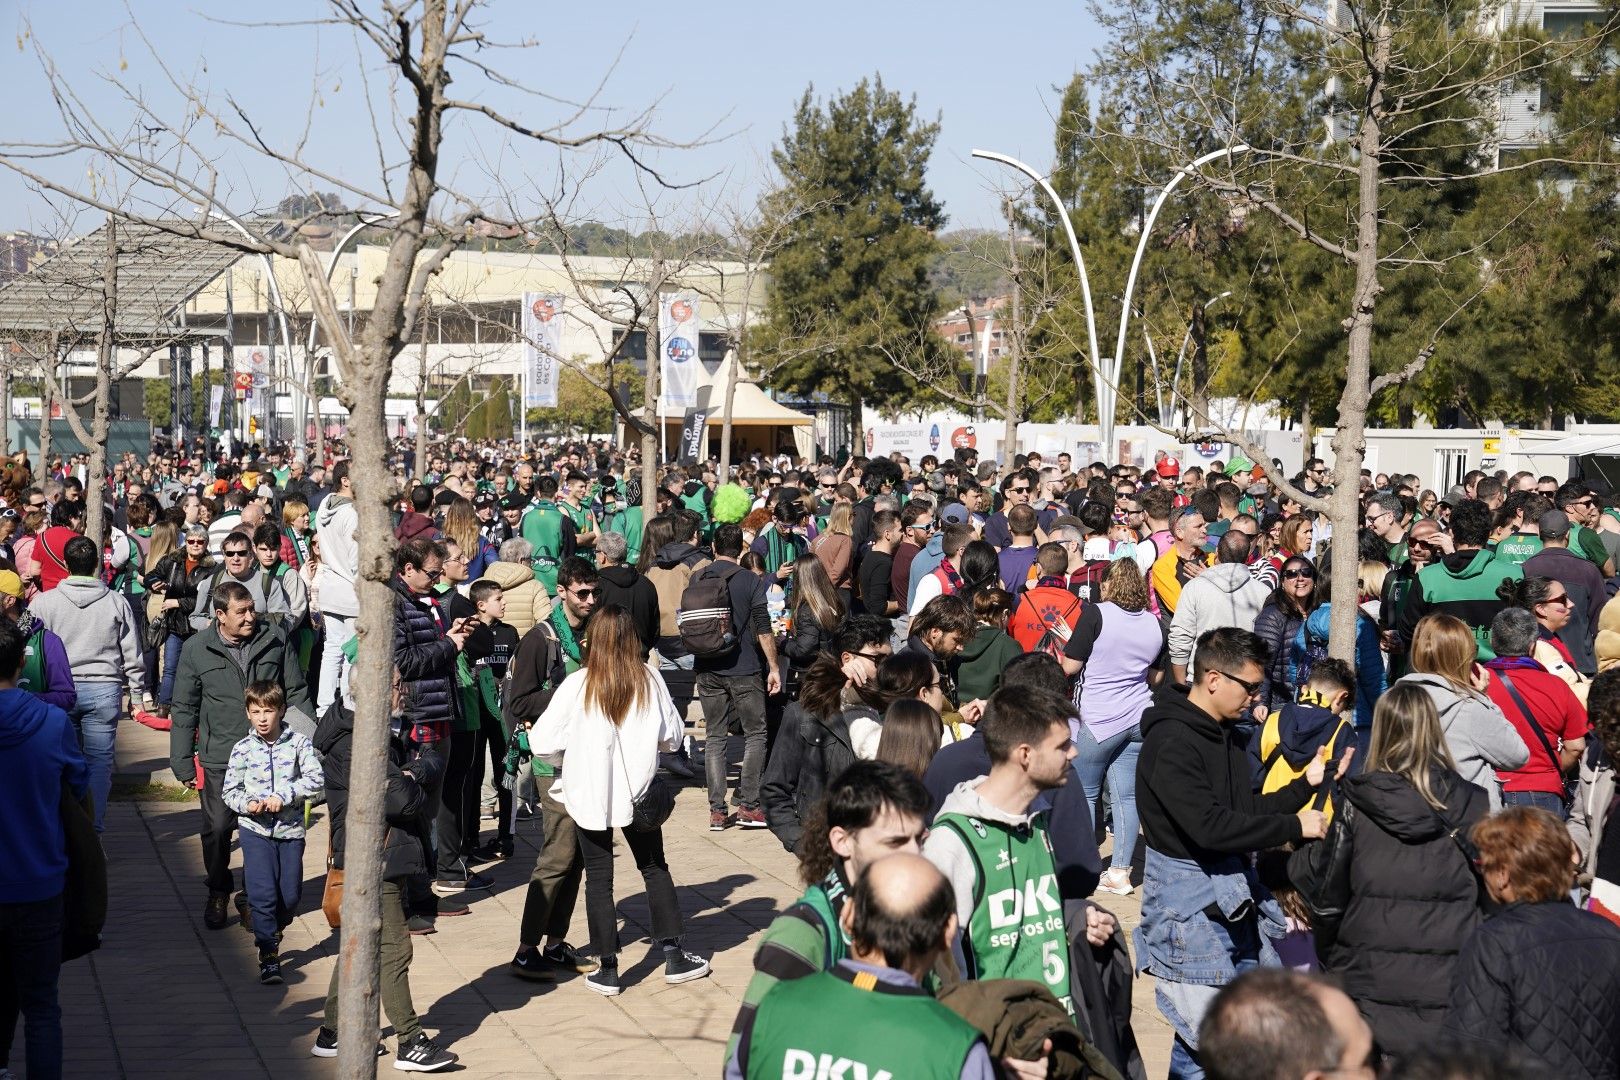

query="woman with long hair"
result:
[1253,555,1320,712]
[782,554,844,674]
[144,522,215,709]
[140,519,180,699]
[875,698,943,780]
[1396,613,1529,810]
[529,605,709,995]
[442,496,496,580]
[1061,557,1164,896]
[810,501,854,607]
[1504,575,1590,704]
[1290,683,1490,1064]
[849,649,952,759]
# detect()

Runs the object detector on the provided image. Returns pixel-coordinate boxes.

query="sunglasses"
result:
[1215,669,1264,697]
[1010,486,1030,494]
[186,538,207,545]
[1541,594,1574,607]
[1282,568,1316,580]
[223,550,251,559]
[570,587,597,599]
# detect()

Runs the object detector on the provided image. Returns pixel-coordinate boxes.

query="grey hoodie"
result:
[1396,672,1528,811]
[923,778,1049,968]
[29,576,145,692]
[1168,562,1271,667]
[314,494,360,617]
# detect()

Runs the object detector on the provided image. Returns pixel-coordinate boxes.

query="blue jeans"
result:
[1502,788,1569,820]
[158,633,185,705]
[69,682,123,833]
[0,893,65,1080]
[239,830,305,952]
[1073,722,1142,872]
[1164,917,1261,1080]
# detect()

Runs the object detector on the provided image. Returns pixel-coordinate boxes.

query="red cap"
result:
[1157,456,1181,478]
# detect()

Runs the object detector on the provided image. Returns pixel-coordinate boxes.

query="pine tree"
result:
[754,78,947,427]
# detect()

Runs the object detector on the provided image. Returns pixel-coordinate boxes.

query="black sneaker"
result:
[203,892,230,930]
[393,1032,457,1072]
[258,953,283,985]
[472,837,514,862]
[659,749,699,779]
[540,940,599,974]
[312,1029,388,1059]
[405,915,438,936]
[431,870,493,896]
[508,946,556,982]
[664,949,711,985]
[584,962,622,997]
[434,894,470,917]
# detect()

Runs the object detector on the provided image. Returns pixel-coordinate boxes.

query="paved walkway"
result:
[28,718,1173,1078]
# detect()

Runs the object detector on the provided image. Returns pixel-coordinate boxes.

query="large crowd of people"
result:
[4,437,1620,1078]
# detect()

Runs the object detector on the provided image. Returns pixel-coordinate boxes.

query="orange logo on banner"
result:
[670,299,693,323]
[233,372,253,391]
[950,426,977,449]
[530,297,557,322]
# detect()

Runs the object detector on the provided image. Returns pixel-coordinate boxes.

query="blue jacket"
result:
[1290,606,1386,732]
[907,533,947,609]
[0,687,88,902]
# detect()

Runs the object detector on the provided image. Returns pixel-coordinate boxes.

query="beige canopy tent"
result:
[630,380,814,462]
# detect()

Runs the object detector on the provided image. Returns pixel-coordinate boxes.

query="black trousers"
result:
[200,767,238,896]
[467,714,512,847]
[575,824,681,962]
[434,730,476,875]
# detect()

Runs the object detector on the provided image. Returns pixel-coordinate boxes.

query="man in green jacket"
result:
[170,580,312,930]
[519,475,573,596]
[727,853,990,1080]
[1396,499,1522,659]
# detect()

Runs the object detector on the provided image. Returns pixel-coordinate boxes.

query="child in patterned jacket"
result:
[223,680,324,985]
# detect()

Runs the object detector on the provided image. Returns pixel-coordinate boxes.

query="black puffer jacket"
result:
[1252,599,1306,711]
[313,702,442,880]
[1290,768,1487,1059]
[1445,899,1620,1078]
[759,700,869,853]
[144,553,214,639]
[391,577,458,740]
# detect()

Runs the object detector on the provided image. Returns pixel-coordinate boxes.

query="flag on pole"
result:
[522,293,564,408]
[660,294,700,410]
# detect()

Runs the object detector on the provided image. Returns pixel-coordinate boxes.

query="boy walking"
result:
[464,579,519,861]
[223,681,324,985]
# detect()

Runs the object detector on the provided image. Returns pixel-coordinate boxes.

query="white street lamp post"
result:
[970,149,1107,452]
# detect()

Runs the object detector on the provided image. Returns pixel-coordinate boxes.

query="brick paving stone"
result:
[2,713,1175,1078]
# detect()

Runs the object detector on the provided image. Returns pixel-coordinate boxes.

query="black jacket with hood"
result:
[1137,685,1316,863]
[760,698,872,853]
[1289,767,1488,1059]
[595,563,660,656]
[314,702,442,881]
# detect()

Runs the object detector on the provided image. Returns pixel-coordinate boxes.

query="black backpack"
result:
[677,562,745,657]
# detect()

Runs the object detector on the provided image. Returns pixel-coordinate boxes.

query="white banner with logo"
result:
[521,293,564,408]
[659,293,700,411]
[235,346,271,390]
[208,384,225,428]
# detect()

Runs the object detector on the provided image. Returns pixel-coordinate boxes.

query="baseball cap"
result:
[1157,456,1181,478]
[941,505,968,525]
[501,492,528,512]
[1440,485,1467,507]
[1538,509,1572,540]
[0,570,21,598]
[474,491,498,510]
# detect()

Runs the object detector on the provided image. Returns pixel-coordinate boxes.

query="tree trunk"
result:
[0,356,11,456]
[1190,301,1210,428]
[86,221,117,547]
[415,310,430,481]
[37,395,50,469]
[1003,242,1022,463]
[1325,18,1390,663]
[641,285,660,520]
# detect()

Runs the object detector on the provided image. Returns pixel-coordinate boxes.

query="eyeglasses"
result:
[1364,511,1390,526]
[1282,568,1316,581]
[423,568,443,582]
[1214,669,1264,697]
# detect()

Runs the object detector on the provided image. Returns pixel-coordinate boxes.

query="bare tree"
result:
[0,5,690,1075]
[1084,0,1618,658]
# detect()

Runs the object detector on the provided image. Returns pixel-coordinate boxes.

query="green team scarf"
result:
[549,605,583,672]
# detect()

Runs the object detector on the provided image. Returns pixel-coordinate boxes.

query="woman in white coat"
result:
[531,604,710,996]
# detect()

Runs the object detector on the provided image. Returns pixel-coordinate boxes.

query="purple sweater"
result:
[18,613,76,714]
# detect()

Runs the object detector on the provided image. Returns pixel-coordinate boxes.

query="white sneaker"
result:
[1097,868,1134,896]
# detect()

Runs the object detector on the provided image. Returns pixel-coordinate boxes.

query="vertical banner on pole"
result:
[208,385,225,429]
[660,294,700,411]
[521,293,563,408]
[168,344,182,441]
[176,344,193,448]
[679,407,707,465]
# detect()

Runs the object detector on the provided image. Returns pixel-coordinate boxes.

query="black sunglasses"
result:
[1215,669,1264,697]
[1282,568,1316,580]
[223,550,251,558]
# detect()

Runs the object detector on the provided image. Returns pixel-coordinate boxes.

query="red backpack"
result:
[1010,585,1082,658]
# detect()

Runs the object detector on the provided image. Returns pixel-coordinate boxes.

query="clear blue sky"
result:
[0,1,1106,235]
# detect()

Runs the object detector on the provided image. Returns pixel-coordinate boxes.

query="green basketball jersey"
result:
[933,809,1074,1017]
[1494,532,1543,567]
[743,966,981,1080]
